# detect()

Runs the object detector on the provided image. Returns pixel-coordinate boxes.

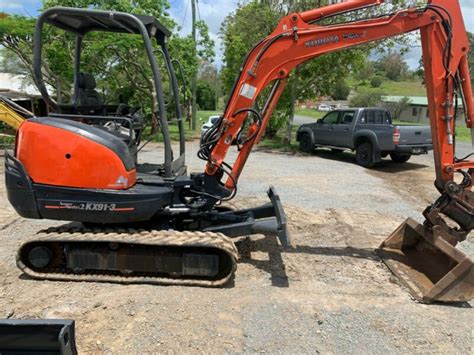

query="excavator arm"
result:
[203,0,473,191]
[200,0,474,302]
[0,96,33,131]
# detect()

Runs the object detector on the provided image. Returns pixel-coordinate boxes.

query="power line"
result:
[196,0,202,22]
[181,0,190,29]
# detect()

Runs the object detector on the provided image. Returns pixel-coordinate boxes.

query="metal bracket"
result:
[0,319,78,355]
[204,186,294,247]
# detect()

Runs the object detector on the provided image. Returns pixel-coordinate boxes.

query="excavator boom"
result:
[203,0,473,189]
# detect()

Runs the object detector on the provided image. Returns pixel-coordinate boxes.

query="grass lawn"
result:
[258,124,300,152]
[144,111,222,142]
[196,110,221,122]
[454,126,472,143]
[0,134,14,149]
[294,108,325,120]
[348,77,427,96]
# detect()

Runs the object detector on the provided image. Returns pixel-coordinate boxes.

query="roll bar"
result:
[32,6,179,177]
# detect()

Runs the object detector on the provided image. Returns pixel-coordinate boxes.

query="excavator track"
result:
[17,226,239,287]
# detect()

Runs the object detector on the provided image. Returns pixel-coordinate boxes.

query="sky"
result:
[2,0,474,69]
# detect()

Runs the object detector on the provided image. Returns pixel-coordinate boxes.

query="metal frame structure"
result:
[32,7,186,177]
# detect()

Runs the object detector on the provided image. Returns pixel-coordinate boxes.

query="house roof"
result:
[382,95,464,107]
[0,73,41,99]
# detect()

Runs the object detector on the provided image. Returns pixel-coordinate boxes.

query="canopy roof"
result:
[42,7,171,43]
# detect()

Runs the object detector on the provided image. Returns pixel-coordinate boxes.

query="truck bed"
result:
[396,125,432,146]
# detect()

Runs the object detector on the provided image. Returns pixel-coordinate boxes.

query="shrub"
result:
[370,76,383,88]
[196,80,216,111]
[331,79,351,100]
[350,89,384,107]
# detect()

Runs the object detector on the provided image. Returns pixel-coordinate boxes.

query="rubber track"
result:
[17,226,239,287]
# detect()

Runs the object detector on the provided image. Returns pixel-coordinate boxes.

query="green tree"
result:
[350,89,384,107]
[220,0,367,140]
[331,79,351,100]
[196,80,216,110]
[198,61,220,110]
[376,51,409,81]
[0,0,215,133]
[383,96,411,120]
[355,62,375,84]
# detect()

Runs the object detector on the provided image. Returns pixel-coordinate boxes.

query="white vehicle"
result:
[317,104,332,111]
[201,115,220,136]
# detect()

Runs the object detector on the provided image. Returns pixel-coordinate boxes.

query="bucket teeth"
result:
[378,218,474,303]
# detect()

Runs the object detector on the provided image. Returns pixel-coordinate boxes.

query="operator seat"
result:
[76,73,106,116]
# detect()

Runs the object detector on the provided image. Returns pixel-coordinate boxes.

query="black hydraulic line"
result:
[72,35,83,104]
[455,153,474,163]
[172,59,190,113]
[250,33,286,76]
[221,37,268,118]
[158,45,186,157]
[232,108,262,146]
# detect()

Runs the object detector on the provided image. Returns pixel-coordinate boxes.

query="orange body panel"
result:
[16,121,136,190]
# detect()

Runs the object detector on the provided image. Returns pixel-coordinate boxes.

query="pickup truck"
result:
[296,108,433,167]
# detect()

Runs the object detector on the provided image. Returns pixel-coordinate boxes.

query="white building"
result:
[381,95,465,124]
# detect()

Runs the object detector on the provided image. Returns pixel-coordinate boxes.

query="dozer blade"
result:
[378,218,474,303]
[17,226,239,287]
[0,319,77,355]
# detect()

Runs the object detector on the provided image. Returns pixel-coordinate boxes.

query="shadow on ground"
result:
[236,236,472,308]
[236,236,379,288]
[307,149,428,172]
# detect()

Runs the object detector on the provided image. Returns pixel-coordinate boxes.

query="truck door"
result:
[314,111,340,145]
[332,110,355,147]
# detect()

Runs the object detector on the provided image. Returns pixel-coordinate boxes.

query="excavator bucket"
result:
[378,218,474,303]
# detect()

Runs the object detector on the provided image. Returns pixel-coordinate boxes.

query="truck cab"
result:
[297,108,433,167]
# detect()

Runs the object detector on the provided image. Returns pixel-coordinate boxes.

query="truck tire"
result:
[299,134,313,153]
[390,153,411,163]
[355,142,375,168]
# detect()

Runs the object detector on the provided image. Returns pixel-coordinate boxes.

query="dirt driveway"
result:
[0,143,472,353]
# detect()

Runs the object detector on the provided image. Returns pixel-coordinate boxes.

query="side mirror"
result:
[317,119,323,124]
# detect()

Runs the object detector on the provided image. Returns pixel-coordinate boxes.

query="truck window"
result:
[384,111,391,124]
[340,111,355,124]
[322,111,339,124]
[367,110,375,124]
[375,111,383,124]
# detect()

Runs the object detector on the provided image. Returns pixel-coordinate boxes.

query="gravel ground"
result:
[0,141,473,353]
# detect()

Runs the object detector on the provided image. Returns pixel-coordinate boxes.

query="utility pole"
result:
[191,0,197,131]
[215,68,219,111]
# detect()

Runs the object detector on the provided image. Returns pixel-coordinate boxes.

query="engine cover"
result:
[16,117,136,190]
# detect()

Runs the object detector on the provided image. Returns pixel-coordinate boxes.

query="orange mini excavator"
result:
[5,1,473,302]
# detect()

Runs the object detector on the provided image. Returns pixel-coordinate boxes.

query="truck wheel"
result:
[390,153,411,163]
[355,142,375,168]
[299,134,313,153]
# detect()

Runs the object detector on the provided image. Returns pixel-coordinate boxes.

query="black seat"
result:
[76,73,106,115]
